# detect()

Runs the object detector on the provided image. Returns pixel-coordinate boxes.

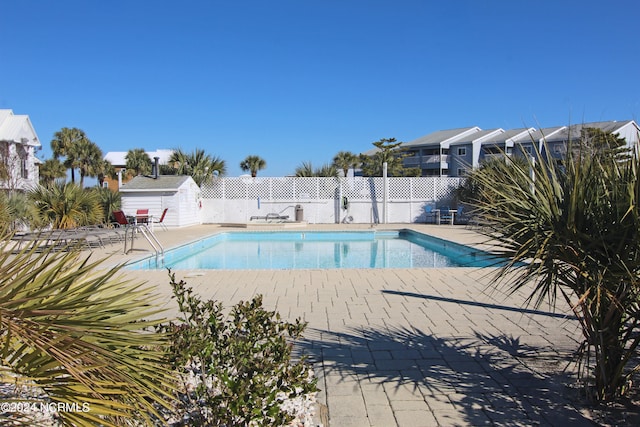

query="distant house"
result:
[0,109,41,191]
[119,175,201,228]
[363,120,640,177]
[103,149,174,191]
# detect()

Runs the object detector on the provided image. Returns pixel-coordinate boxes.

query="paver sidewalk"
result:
[98,224,595,426]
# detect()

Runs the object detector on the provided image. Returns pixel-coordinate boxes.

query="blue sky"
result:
[2,0,638,177]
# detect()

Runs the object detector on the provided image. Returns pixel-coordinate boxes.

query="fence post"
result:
[383,162,388,224]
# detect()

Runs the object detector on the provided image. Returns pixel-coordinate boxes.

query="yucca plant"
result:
[466,131,640,401]
[29,182,104,229]
[0,232,175,426]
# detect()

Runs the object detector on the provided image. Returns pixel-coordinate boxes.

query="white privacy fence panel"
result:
[200,177,464,224]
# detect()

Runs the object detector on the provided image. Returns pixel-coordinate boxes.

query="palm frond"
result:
[0,236,175,426]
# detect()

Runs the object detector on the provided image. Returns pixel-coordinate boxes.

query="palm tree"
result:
[38,158,67,187]
[125,148,152,176]
[96,158,115,188]
[168,148,190,175]
[187,148,223,186]
[332,151,359,177]
[51,127,89,183]
[294,161,314,177]
[466,132,640,401]
[0,234,174,426]
[240,155,266,177]
[66,138,103,187]
[294,161,338,177]
[168,148,226,186]
[29,182,104,229]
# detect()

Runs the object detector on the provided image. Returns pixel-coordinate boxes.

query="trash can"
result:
[295,204,303,222]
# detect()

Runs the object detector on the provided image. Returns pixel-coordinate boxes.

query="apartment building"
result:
[373,120,640,177]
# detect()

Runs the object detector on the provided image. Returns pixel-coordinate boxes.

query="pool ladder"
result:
[124,224,164,256]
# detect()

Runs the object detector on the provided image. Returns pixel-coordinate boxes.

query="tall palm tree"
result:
[125,148,152,177]
[240,155,266,177]
[466,133,640,401]
[66,138,103,187]
[51,127,89,183]
[332,151,359,177]
[38,158,67,187]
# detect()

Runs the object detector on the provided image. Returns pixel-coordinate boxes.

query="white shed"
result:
[120,175,201,228]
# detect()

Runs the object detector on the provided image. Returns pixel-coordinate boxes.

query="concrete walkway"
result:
[88,224,595,426]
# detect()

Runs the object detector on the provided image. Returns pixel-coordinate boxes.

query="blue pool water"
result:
[126,230,497,270]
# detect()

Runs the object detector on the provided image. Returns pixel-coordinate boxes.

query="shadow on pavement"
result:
[299,323,597,426]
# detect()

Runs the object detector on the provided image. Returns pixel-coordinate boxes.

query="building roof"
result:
[0,109,41,147]
[104,149,174,166]
[449,129,504,146]
[119,175,194,192]
[521,126,566,143]
[359,120,638,158]
[543,120,634,143]
[478,128,532,144]
[360,127,484,156]
[403,127,482,148]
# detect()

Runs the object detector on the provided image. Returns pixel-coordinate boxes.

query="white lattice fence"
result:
[200,177,463,223]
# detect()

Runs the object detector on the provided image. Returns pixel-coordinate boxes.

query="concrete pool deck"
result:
[88,224,596,426]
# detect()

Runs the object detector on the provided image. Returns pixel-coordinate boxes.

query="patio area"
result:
[92,224,601,426]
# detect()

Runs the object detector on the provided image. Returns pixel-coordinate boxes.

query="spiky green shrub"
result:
[93,187,122,225]
[158,271,317,426]
[29,182,103,229]
[0,234,175,426]
[467,132,640,401]
[0,191,34,231]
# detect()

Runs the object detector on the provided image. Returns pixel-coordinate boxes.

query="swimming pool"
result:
[126,230,497,270]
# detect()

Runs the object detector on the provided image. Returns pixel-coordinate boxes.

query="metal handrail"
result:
[123,224,164,256]
[139,224,164,255]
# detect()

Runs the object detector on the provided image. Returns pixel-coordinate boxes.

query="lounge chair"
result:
[249,213,290,222]
[113,210,133,227]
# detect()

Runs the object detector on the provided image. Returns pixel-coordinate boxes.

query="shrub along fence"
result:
[199,177,464,224]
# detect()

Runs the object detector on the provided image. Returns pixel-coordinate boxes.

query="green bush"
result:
[158,271,317,426]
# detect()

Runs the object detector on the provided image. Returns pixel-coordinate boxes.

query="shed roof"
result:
[119,175,194,192]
